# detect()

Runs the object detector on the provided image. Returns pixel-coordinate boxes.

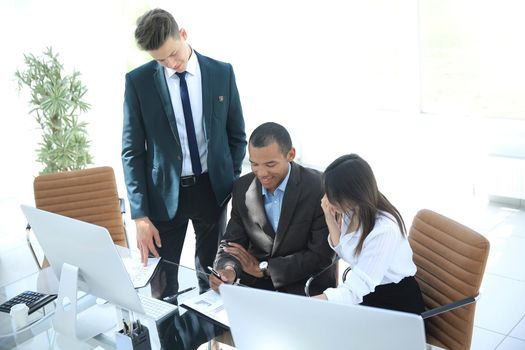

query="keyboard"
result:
[0,291,57,314]
[138,293,177,322]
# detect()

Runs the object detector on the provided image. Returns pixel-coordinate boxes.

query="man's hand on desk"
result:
[209,266,236,292]
[223,242,264,278]
[135,217,161,266]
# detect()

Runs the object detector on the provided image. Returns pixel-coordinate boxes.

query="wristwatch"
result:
[259,261,269,278]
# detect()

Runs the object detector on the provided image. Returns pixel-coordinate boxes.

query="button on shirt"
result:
[262,164,291,233]
[164,50,208,176]
[323,211,417,305]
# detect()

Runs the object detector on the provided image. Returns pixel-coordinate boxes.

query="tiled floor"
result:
[455,200,525,350]
[1,193,525,349]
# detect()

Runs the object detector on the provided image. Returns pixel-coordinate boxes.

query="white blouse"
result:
[323,211,417,305]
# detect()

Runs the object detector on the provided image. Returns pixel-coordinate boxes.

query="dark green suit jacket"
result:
[122,52,246,221]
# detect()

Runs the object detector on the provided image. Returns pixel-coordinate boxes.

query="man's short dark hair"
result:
[249,122,292,156]
[135,8,180,51]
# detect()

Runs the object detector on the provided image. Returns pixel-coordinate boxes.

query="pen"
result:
[162,286,197,302]
[207,266,221,279]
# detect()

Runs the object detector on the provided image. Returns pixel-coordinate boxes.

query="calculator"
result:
[0,290,57,314]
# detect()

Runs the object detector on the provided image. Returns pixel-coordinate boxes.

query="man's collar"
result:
[165,47,198,78]
[261,163,292,197]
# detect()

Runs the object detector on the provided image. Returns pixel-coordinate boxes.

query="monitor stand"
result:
[53,263,116,340]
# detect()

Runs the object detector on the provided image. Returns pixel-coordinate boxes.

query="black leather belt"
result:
[180,173,206,187]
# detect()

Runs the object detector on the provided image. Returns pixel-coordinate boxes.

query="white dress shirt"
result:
[165,50,208,176]
[323,211,417,305]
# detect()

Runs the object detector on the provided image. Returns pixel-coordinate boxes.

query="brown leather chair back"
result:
[409,209,490,350]
[33,167,128,248]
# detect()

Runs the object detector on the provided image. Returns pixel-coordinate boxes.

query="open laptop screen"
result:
[220,284,427,350]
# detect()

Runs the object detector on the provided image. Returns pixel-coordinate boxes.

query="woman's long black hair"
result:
[322,154,406,256]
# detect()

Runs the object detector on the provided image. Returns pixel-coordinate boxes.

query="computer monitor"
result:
[20,204,145,339]
[220,284,427,350]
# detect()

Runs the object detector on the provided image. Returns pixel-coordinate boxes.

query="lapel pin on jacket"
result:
[218,96,224,102]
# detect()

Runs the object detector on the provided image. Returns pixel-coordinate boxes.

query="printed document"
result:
[122,255,161,289]
[181,289,230,328]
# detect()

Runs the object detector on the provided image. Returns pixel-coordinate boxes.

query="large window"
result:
[420,0,525,119]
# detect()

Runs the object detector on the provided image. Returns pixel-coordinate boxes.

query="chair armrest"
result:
[25,223,42,270]
[119,198,126,214]
[421,295,478,319]
[342,266,352,282]
[304,257,340,297]
[304,276,315,297]
[25,223,31,245]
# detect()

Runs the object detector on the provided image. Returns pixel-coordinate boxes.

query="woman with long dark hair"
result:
[314,154,424,314]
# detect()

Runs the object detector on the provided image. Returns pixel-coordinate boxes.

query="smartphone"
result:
[207,266,221,279]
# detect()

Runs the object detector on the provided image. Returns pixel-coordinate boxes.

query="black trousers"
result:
[152,173,227,295]
[361,276,425,315]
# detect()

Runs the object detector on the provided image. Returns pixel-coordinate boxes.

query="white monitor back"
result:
[220,284,427,350]
[21,204,144,314]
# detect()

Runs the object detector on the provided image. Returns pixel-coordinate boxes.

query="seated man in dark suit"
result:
[209,122,336,296]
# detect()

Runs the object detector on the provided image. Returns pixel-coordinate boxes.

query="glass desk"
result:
[0,249,444,350]
[0,249,228,350]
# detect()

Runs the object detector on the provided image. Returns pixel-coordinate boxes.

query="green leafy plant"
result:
[15,47,93,174]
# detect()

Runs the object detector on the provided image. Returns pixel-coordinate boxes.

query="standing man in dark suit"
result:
[122,8,246,291]
[209,123,336,296]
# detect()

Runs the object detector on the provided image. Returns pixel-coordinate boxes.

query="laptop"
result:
[220,284,427,350]
[20,205,176,322]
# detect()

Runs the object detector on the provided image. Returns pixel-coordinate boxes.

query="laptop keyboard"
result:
[138,293,177,322]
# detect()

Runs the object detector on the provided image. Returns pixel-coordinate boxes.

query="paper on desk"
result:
[122,256,161,289]
[181,289,230,328]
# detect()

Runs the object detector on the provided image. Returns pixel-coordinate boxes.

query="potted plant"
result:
[15,47,93,174]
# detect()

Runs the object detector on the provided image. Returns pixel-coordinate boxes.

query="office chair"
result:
[409,209,490,350]
[26,166,129,269]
